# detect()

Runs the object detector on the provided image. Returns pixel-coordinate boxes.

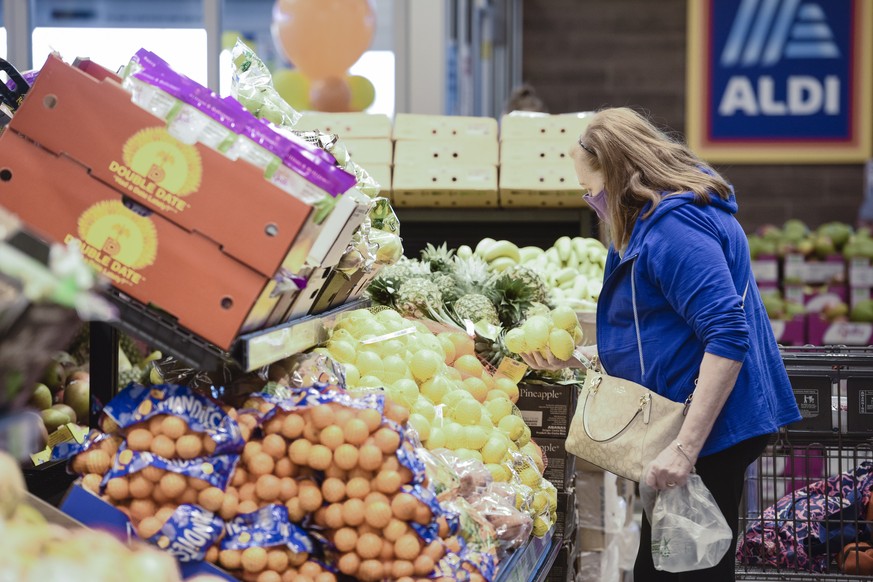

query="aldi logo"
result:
[687,0,872,163]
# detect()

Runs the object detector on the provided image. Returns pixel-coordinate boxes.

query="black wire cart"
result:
[736,346,873,580]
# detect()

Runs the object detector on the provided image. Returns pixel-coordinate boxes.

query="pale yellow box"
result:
[343,138,394,165]
[499,162,587,208]
[500,138,575,165]
[392,163,498,207]
[394,138,498,166]
[499,112,593,141]
[363,164,392,196]
[393,114,498,140]
[294,112,392,138]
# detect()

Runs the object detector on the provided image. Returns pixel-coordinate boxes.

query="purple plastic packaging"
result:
[127,49,356,198]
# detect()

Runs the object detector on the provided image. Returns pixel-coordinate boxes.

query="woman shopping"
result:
[521,107,802,581]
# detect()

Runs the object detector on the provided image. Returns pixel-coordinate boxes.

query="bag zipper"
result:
[630,259,646,377]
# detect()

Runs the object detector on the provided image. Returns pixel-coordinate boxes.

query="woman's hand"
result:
[519,345,596,371]
[644,441,697,491]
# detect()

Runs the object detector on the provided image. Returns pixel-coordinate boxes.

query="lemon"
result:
[548,328,575,360]
[523,316,551,350]
[504,327,528,354]
[550,305,578,331]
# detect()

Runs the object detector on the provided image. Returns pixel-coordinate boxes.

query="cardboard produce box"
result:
[516,382,578,438]
[0,130,272,350]
[575,471,635,551]
[499,163,587,208]
[536,437,577,492]
[783,253,846,285]
[392,164,498,207]
[500,138,574,165]
[294,112,392,138]
[554,488,577,542]
[393,113,498,140]
[499,112,592,141]
[362,164,392,198]
[769,315,807,346]
[342,138,394,165]
[393,138,498,166]
[8,55,350,278]
[807,315,873,346]
[751,255,780,284]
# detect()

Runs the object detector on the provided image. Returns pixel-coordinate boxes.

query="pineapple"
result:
[450,255,492,295]
[501,265,548,304]
[420,242,456,273]
[475,328,515,367]
[490,271,547,329]
[453,293,500,326]
[367,258,430,307]
[431,273,460,303]
[395,278,444,319]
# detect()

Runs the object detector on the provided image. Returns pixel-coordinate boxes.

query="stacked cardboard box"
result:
[574,470,637,582]
[498,113,592,208]
[391,114,499,207]
[0,55,372,350]
[514,381,580,579]
[294,112,394,200]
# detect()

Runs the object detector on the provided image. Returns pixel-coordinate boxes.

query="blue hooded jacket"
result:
[595,188,801,457]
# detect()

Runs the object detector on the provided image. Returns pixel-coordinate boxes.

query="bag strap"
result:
[580,375,650,442]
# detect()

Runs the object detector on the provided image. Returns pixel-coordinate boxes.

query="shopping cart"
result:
[736,346,873,580]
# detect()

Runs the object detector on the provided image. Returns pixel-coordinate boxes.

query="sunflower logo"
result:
[77,200,158,270]
[122,127,202,196]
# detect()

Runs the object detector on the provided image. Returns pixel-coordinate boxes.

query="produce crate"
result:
[340,138,394,165]
[293,111,393,138]
[498,163,588,208]
[848,257,873,287]
[499,113,592,141]
[770,315,807,346]
[393,138,498,166]
[784,284,848,313]
[807,316,873,347]
[393,113,498,140]
[500,139,574,166]
[536,437,577,492]
[0,130,270,350]
[516,382,578,439]
[8,54,338,277]
[751,254,780,285]
[783,254,846,285]
[391,163,498,207]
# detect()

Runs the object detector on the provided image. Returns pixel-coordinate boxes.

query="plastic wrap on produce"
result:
[369,197,400,234]
[472,484,534,553]
[102,383,245,455]
[230,39,301,128]
[416,446,461,498]
[101,445,239,491]
[145,503,225,562]
[222,504,313,553]
[274,351,347,391]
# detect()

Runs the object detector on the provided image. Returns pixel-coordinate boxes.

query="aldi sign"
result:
[687,0,872,163]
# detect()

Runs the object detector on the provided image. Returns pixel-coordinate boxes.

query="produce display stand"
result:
[493,528,562,582]
[736,346,873,580]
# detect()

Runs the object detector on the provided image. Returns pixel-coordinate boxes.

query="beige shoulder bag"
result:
[565,280,749,482]
[564,354,688,483]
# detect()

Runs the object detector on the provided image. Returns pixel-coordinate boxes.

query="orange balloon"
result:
[309,77,352,112]
[272,0,375,80]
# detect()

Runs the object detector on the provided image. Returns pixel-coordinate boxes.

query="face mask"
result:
[584,189,608,222]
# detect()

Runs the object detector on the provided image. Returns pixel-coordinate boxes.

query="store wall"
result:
[521,0,868,233]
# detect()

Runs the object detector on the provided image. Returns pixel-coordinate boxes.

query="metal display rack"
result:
[736,346,873,580]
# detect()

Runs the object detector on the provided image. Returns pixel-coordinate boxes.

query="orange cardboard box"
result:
[0,130,271,350]
[8,55,315,278]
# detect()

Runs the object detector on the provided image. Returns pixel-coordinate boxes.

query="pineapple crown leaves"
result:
[489,272,545,328]
[420,242,456,273]
[394,277,453,324]
[449,255,494,296]
[452,293,501,327]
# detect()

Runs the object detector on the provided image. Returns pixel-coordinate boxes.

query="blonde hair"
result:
[579,107,732,250]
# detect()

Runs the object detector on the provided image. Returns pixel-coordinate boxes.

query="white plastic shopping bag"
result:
[640,474,733,572]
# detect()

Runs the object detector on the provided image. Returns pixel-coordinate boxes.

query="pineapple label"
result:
[108,127,202,213]
[63,200,158,286]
